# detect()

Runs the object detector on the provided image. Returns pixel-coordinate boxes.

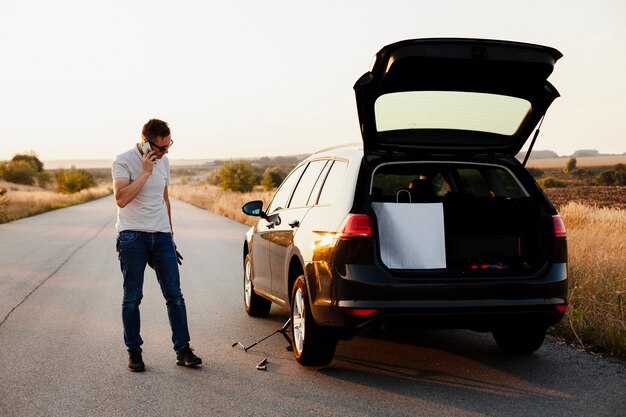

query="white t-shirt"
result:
[112,145,171,233]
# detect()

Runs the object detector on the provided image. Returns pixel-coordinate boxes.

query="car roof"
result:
[309,143,363,160]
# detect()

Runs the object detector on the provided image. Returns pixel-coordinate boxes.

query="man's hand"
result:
[173,238,183,266]
[141,150,157,175]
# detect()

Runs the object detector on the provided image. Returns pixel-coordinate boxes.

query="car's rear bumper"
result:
[308,262,568,330]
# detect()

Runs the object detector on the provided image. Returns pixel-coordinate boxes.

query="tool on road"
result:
[256,358,268,371]
[231,318,293,352]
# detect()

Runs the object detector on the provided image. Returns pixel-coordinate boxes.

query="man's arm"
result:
[113,150,156,208]
[164,186,182,265]
[164,186,173,233]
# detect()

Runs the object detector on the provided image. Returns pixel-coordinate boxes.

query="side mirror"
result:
[241,200,267,219]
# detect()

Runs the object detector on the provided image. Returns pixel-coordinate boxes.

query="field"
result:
[544,186,626,210]
[0,180,112,223]
[554,202,625,360]
[168,183,273,226]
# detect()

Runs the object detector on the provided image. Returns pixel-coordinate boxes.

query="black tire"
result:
[291,275,338,366]
[492,325,548,355]
[243,254,271,317]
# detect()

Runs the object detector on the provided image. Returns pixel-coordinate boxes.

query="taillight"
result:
[551,215,568,263]
[338,214,372,239]
[552,215,567,238]
[555,304,568,313]
[339,308,378,317]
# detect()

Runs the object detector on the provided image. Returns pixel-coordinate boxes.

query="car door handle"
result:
[288,220,300,228]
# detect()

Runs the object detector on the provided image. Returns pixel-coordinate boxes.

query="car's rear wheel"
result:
[243,254,271,317]
[291,275,337,366]
[492,325,548,354]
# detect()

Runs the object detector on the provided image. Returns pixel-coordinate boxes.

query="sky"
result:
[1,0,625,164]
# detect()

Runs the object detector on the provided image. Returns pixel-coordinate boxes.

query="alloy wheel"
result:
[244,258,252,308]
[292,287,305,354]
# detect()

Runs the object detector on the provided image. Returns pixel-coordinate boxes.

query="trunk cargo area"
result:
[372,196,546,274]
[443,196,544,272]
[369,161,549,275]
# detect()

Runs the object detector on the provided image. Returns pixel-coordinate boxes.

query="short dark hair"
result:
[142,119,170,142]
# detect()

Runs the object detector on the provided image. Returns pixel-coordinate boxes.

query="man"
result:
[112,118,201,372]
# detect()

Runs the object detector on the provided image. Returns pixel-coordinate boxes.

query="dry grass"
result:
[0,183,113,223]
[553,202,626,360]
[171,180,626,360]
[168,182,274,226]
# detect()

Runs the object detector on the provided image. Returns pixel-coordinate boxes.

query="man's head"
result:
[141,119,173,159]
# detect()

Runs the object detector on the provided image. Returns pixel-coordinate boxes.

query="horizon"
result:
[40,148,626,170]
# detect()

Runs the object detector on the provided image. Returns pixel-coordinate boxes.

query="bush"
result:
[596,164,626,186]
[564,157,577,174]
[206,170,221,186]
[1,160,38,185]
[36,171,52,188]
[11,153,44,172]
[261,166,288,190]
[0,188,9,223]
[572,167,590,179]
[540,177,568,188]
[56,167,96,194]
[218,161,259,192]
[0,153,46,185]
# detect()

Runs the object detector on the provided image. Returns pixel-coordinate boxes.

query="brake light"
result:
[555,304,568,313]
[338,214,372,239]
[340,308,378,317]
[552,215,567,238]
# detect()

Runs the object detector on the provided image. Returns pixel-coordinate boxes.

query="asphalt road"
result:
[0,196,624,417]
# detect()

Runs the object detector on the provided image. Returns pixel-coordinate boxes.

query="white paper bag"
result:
[372,202,446,269]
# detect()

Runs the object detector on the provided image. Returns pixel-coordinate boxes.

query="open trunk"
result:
[442,196,545,273]
[369,162,548,275]
[354,38,562,157]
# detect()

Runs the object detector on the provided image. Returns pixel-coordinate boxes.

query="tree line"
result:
[209,161,293,192]
[0,153,96,193]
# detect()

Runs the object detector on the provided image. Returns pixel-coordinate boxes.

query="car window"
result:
[431,173,451,196]
[371,163,526,201]
[307,160,332,206]
[317,160,348,205]
[453,167,527,197]
[493,169,526,198]
[375,91,531,136]
[266,164,306,213]
[457,169,492,197]
[289,160,328,208]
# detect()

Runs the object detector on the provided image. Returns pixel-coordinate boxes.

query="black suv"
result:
[242,38,568,366]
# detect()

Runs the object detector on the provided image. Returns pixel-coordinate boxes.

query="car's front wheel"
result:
[243,254,271,317]
[492,325,548,354]
[291,275,337,366]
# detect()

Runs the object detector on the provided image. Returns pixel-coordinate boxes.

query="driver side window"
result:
[266,164,306,214]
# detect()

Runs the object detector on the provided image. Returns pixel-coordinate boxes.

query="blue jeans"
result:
[116,231,191,352]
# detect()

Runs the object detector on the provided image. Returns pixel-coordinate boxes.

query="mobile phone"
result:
[141,142,152,154]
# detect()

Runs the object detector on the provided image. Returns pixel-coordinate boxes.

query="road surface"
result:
[0,196,624,417]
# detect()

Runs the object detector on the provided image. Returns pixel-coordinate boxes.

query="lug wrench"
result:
[232,317,292,352]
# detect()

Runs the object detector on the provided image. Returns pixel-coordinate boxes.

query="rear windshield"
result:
[371,162,527,203]
[375,91,531,136]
